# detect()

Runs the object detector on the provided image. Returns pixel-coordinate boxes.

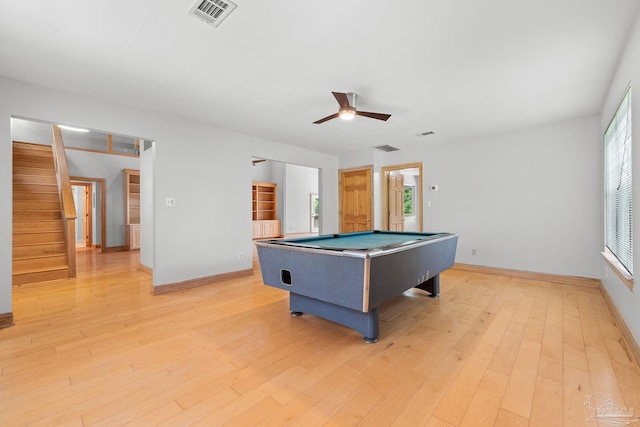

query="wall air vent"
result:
[374,145,400,152]
[189,0,237,27]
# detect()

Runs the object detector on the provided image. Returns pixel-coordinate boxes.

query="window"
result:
[404,185,415,216]
[604,87,632,276]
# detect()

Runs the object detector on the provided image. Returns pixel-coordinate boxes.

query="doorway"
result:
[71,177,107,251]
[72,183,92,248]
[310,193,319,233]
[381,162,423,232]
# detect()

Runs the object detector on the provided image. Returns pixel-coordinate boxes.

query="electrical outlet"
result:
[238,252,243,260]
[165,197,176,207]
[472,248,477,256]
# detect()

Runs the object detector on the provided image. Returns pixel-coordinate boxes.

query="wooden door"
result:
[388,173,404,231]
[82,184,92,247]
[340,168,372,232]
[73,183,93,247]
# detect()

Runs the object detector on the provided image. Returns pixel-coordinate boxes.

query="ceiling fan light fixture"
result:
[339,108,356,121]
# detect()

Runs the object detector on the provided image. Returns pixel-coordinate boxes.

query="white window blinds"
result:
[604,87,632,275]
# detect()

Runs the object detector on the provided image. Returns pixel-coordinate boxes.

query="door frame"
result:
[381,162,423,231]
[72,182,93,247]
[338,165,373,233]
[71,176,107,251]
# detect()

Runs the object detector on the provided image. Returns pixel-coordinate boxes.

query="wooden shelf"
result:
[252,182,280,238]
[124,169,140,250]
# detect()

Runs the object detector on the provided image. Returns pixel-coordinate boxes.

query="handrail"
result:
[51,125,77,278]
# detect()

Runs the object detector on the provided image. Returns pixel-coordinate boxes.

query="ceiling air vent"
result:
[374,145,400,152]
[189,0,237,27]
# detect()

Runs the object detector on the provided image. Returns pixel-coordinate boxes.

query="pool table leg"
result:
[289,293,380,343]
[416,274,440,297]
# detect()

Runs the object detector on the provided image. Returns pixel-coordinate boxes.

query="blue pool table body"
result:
[255,230,458,342]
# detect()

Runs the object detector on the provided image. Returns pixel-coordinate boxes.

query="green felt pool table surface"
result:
[275,230,446,251]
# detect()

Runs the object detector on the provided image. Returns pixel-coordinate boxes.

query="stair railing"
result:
[51,125,77,278]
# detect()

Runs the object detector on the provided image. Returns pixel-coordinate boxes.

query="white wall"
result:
[600,12,640,344]
[0,103,10,314]
[140,141,154,270]
[251,160,273,183]
[0,77,340,318]
[381,115,602,278]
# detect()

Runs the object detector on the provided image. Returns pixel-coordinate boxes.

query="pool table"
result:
[255,230,458,343]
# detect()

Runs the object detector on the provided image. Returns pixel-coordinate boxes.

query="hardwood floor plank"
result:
[563,366,593,427]
[459,369,508,426]
[529,375,563,427]
[500,339,541,419]
[433,342,496,425]
[1,249,640,426]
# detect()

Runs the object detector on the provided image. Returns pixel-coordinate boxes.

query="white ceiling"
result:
[1,1,638,155]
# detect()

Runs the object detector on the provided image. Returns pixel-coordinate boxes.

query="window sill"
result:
[602,248,634,291]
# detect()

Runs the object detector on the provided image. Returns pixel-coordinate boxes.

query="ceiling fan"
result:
[313,92,391,124]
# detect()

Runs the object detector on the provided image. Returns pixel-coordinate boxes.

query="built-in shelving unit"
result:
[123,169,140,250]
[252,182,280,239]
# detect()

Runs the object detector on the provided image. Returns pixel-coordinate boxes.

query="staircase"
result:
[12,141,71,285]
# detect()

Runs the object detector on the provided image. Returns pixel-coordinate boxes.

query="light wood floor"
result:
[1,249,640,426]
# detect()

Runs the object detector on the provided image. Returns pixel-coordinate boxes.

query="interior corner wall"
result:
[251,160,273,183]
[140,142,154,270]
[600,11,640,345]
[0,112,12,314]
[380,115,602,279]
[271,161,286,226]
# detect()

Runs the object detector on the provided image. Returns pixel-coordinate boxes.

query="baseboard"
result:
[138,263,153,275]
[451,263,600,288]
[0,312,14,329]
[153,268,254,295]
[102,246,125,253]
[599,286,640,367]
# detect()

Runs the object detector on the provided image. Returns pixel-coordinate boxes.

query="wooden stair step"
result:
[13,231,65,245]
[13,166,56,177]
[13,200,62,210]
[13,174,57,186]
[13,254,69,271]
[13,210,62,221]
[12,267,70,286]
[12,242,67,258]
[13,183,58,193]
[12,142,53,154]
[12,151,55,162]
[13,220,64,234]
[12,153,55,165]
[12,157,55,168]
[13,191,60,202]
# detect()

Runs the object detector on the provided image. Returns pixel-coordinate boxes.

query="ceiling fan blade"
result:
[356,111,392,121]
[313,112,340,124]
[332,92,351,109]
